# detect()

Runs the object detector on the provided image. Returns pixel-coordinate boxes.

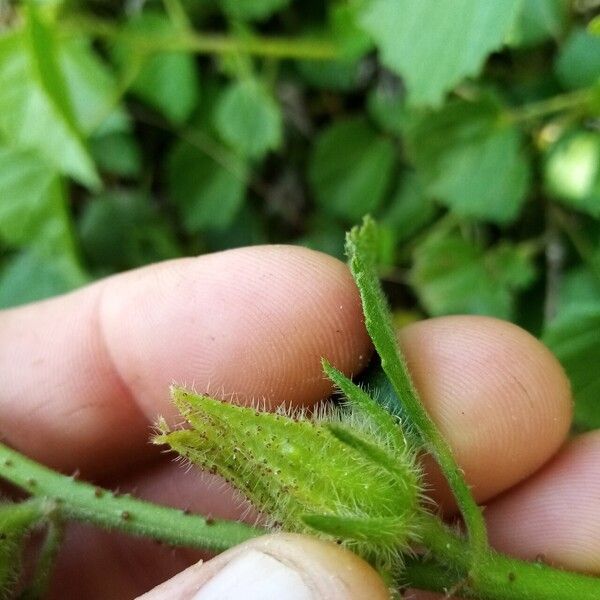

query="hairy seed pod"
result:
[154,378,423,571]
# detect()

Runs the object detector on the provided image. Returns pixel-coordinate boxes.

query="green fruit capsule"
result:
[154,369,423,571]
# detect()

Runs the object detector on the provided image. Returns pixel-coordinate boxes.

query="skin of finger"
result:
[138,533,390,600]
[49,315,574,598]
[398,316,572,508]
[485,430,600,575]
[0,246,371,474]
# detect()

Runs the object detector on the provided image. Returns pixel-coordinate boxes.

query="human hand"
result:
[1,246,597,598]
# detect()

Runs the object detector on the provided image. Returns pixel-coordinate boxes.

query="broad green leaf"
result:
[221,0,291,22]
[0,146,80,266]
[359,0,522,106]
[330,2,373,59]
[556,267,600,316]
[544,306,600,430]
[0,247,86,309]
[79,191,181,273]
[213,79,283,160]
[405,98,531,223]
[367,82,409,136]
[167,139,247,232]
[544,130,600,217]
[59,36,129,136]
[410,234,536,319]
[296,59,362,91]
[308,118,395,221]
[555,29,600,90]
[113,12,200,124]
[90,132,142,178]
[507,0,568,48]
[383,174,437,246]
[0,26,98,187]
[0,146,87,308]
[298,218,346,259]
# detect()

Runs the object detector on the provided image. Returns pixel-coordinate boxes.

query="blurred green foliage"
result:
[0,0,599,429]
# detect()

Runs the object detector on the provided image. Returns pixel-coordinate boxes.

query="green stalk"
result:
[0,442,264,552]
[411,513,600,599]
[346,218,489,561]
[405,553,600,600]
[507,88,598,124]
[61,16,340,61]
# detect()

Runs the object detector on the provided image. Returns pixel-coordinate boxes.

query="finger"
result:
[0,247,371,474]
[485,430,600,574]
[48,315,574,598]
[398,315,572,508]
[138,533,389,600]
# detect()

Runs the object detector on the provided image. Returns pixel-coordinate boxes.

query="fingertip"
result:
[101,245,372,421]
[486,431,600,574]
[138,533,390,600]
[398,316,572,506]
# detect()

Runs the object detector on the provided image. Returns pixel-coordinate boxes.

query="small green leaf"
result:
[367,82,410,136]
[405,98,531,223]
[0,26,98,187]
[322,359,410,457]
[410,234,536,319]
[79,191,181,273]
[221,0,291,22]
[296,59,362,91]
[166,139,247,232]
[359,0,522,106]
[382,174,437,246]
[213,79,283,160]
[544,306,600,431]
[308,118,395,221]
[507,0,568,48]
[90,132,142,178]
[544,130,600,217]
[0,247,87,309]
[59,36,129,136]
[113,12,200,125]
[555,29,600,90]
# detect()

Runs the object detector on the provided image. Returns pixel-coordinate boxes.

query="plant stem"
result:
[0,442,264,552]
[404,553,600,600]
[413,512,600,599]
[507,88,598,124]
[62,16,340,60]
[347,219,489,562]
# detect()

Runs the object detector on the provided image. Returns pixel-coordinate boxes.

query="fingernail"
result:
[192,548,313,600]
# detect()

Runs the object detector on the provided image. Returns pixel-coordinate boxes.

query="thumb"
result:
[137,533,390,600]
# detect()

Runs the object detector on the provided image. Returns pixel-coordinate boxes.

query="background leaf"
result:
[410,233,536,319]
[0,27,98,186]
[555,29,600,90]
[544,306,600,430]
[214,78,283,160]
[167,139,247,232]
[359,0,522,106]
[112,12,200,125]
[308,118,395,222]
[405,98,531,223]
